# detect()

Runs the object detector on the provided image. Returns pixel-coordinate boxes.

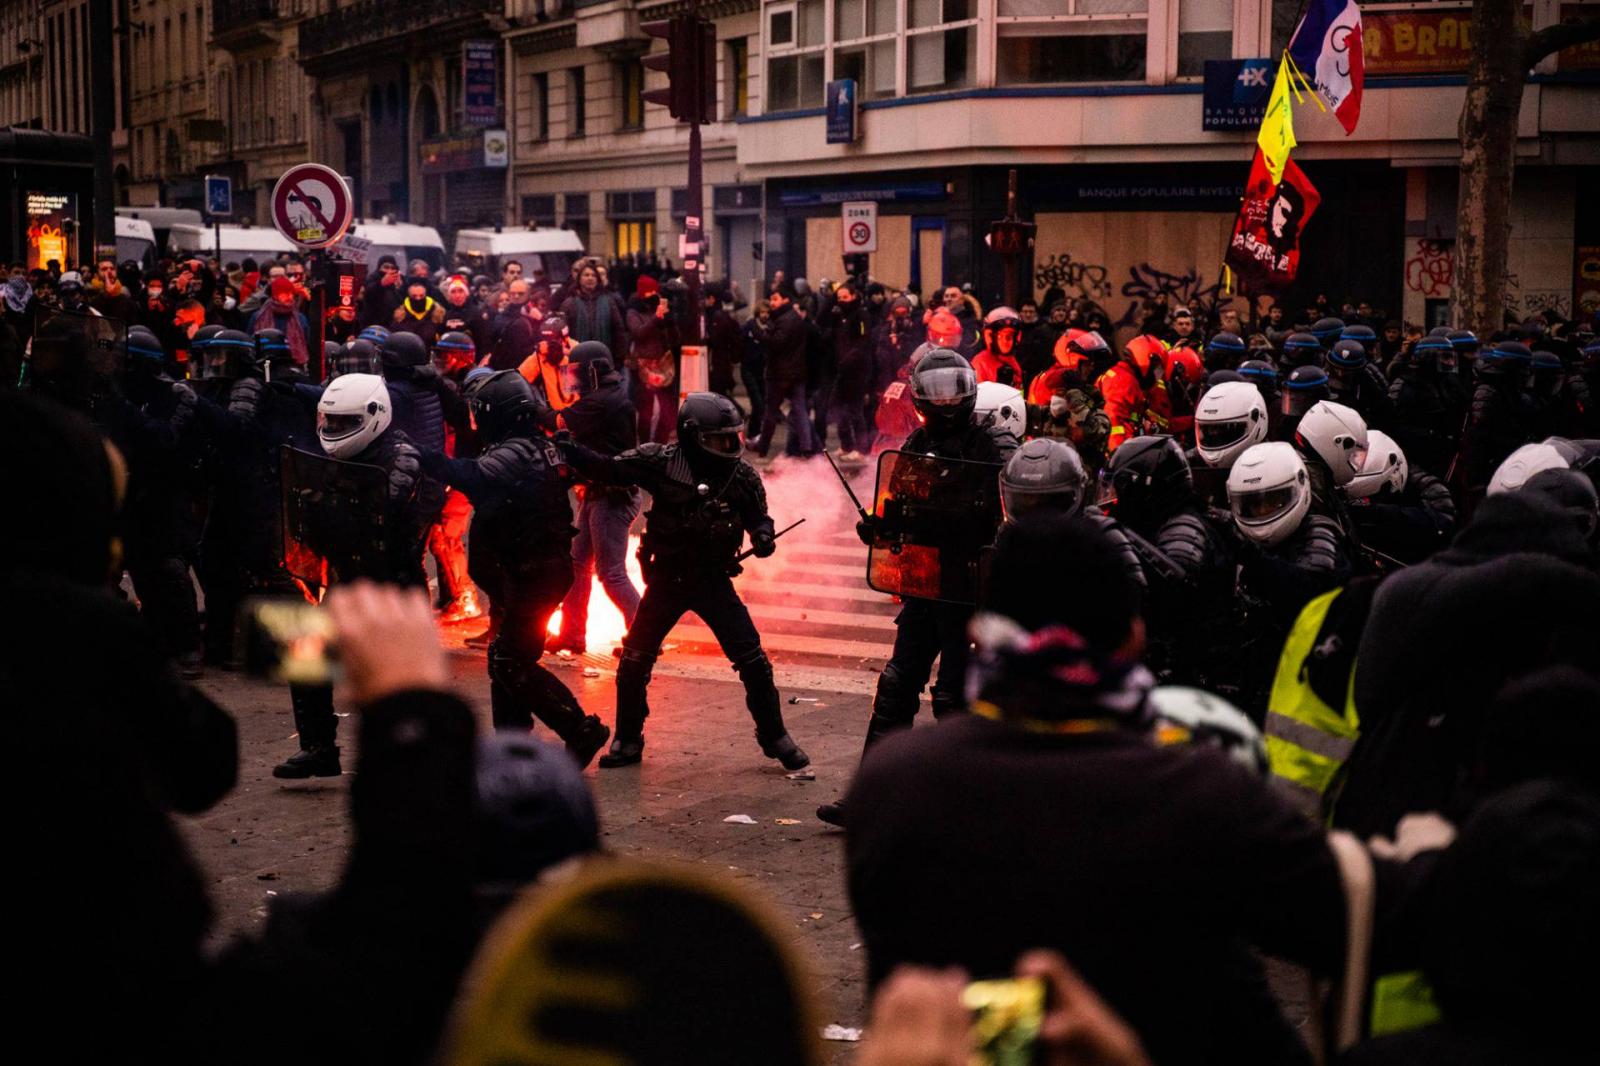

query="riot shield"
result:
[280,446,390,586]
[26,310,126,396]
[866,449,1003,604]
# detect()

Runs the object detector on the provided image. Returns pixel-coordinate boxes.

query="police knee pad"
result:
[730,647,774,685]
[617,644,658,682]
[873,662,922,723]
[929,685,965,720]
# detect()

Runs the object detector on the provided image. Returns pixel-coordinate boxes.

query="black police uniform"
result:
[871,419,1004,738]
[277,429,441,775]
[420,407,612,764]
[564,414,808,770]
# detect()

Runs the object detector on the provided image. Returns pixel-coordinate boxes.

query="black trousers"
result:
[613,570,787,745]
[863,597,973,752]
[475,553,591,741]
[126,550,200,660]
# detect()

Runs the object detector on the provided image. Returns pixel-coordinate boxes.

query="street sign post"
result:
[205,175,233,217]
[842,200,878,254]
[270,163,354,251]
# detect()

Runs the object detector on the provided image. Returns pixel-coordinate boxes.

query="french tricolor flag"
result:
[1288,0,1365,135]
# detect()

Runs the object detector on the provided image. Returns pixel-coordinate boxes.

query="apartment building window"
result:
[995,0,1147,85]
[765,1,826,111]
[906,0,976,93]
[726,37,750,117]
[619,58,645,130]
[1178,0,1232,79]
[564,193,591,248]
[533,71,549,141]
[832,0,897,100]
[568,67,586,136]
[521,194,557,227]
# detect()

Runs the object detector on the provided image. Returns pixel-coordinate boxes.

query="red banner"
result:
[1225,150,1322,296]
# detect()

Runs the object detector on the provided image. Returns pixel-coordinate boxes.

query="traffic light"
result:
[642,15,717,125]
[985,219,1037,257]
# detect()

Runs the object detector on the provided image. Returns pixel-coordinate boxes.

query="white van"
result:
[115,216,158,272]
[167,222,297,266]
[346,219,447,273]
[453,227,585,284]
[116,205,203,254]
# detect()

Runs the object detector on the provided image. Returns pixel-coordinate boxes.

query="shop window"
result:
[614,221,655,257]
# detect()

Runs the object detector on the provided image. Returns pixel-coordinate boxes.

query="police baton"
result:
[823,449,872,522]
[735,518,807,563]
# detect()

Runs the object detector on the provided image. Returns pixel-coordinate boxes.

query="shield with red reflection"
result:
[866,450,1003,605]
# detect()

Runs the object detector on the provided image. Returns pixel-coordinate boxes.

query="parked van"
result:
[345,219,446,273]
[115,216,158,273]
[116,206,202,255]
[167,222,297,265]
[453,227,585,285]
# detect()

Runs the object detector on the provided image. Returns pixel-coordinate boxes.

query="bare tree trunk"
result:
[1454,6,1600,335]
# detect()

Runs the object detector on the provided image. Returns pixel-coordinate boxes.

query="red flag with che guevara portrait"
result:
[1225,149,1321,295]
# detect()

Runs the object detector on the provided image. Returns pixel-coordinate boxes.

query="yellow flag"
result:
[1257,59,1298,184]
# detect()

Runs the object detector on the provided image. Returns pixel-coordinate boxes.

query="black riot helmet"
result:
[433,330,477,373]
[322,339,344,369]
[1000,438,1087,522]
[1282,364,1330,416]
[465,369,543,443]
[677,391,745,468]
[332,337,384,379]
[910,347,978,432]
[1103,435,1193,529]
[125,325,166,374]
[1281,332,1324,370]
[380,329,430,371]
[1237,358,1280,407]
[203,329,259,381]
[253,328,299,382]
[564,340,616,396]
[1311,317,1346,349]
[191,323,225,363]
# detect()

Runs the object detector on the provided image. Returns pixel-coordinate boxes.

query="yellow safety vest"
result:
[1265,587,1362,820]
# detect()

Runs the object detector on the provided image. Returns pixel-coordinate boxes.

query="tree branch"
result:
[1523,16,1600,67]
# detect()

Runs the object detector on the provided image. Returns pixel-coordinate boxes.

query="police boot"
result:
[816,800,847,827]
[601,649,653,768]
[737,650,811,771]
[565,715,612,770]
[929,684,966,720]
[273,744,341,779]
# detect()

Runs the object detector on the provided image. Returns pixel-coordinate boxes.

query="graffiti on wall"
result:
[1404,238,1454,298]
[1035,252,1230,331]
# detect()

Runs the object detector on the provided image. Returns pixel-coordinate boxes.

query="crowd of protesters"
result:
[5,235,1599,1065]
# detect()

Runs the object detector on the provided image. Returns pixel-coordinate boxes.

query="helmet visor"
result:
[913,365,976,406]
[1197,419,1248,452]
[701,428,743,457]
[1282,387,1324,417]
[1001,484,1078,522]
[1231,484,1299,524]
[318,411,365,439]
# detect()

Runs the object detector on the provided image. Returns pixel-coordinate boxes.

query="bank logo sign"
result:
[1203,59,1275,132]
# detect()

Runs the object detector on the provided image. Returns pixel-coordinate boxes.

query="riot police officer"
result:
[1457,340,1534,501]
[561,392,810,771]
[419,370,612,766]
[1387,334,1461,477]
[274,373,442,777]
[1344,429,1456,566]
[818,350,1002,826]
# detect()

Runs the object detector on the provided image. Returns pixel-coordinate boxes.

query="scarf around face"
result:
[966,611,1155,729]
[5,275,33,314]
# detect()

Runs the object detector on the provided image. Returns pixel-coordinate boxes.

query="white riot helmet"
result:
[1149,686,1268,776]
[1194,381,1269,469]
[1487,439,1574,495]
[1346,430,1408,499]
[1294,400,1369,487]
[317,372,391,460]
[1228,441,1311,546]
[975,381,1026,447]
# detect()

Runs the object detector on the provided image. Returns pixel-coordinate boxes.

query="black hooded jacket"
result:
[1335,492,1600,836]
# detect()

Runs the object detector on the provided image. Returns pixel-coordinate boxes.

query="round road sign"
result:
[849,222,872,247]
[271,163,353,250]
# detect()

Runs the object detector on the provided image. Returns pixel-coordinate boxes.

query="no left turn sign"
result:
[271,163,353,250]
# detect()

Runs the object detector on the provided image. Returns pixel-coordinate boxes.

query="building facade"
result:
[503,0,764,296]
[298,0,510,232]
[733,0,1600,327]
[123,0,219,207]
[205,0,315,223]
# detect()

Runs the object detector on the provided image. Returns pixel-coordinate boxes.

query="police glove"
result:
[855,515,878,545]
[752,531,776,558]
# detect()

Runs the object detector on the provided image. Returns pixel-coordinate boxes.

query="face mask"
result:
[148,288,163,301]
